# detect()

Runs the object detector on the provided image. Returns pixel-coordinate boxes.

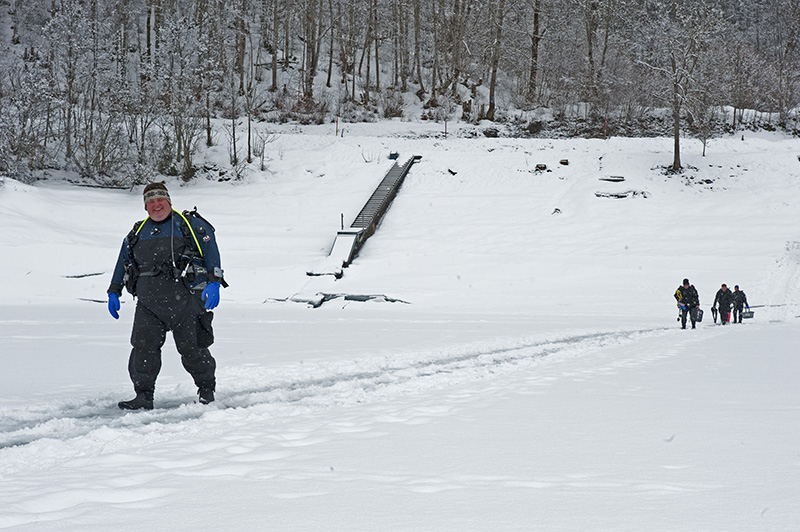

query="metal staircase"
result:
[351,155,421,236]
[307,154,421,277]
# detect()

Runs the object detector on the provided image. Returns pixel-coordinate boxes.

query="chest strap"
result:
[135,210,203,257]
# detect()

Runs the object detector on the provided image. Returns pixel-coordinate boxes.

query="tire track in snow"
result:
[0,326,674,449]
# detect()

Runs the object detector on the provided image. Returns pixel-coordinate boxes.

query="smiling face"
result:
[145,197,171,222]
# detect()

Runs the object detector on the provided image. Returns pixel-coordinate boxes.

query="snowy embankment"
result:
[1,125,799,531]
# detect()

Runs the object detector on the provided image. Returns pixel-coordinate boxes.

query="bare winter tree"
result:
[300,0,320,98]
[572,0,616,116]
[412,0,426,95]
[326,0,336,88]
[271,0,280,91]
[242,16,271,163]
[769,0,800,123]
[724,42,764,127]
[686,50,726,156]
[158,11,204,178]
[389,0,410,91]
[195,0,226,147]
[0,57,53,179]
[358,0,377,102]
[234,0,248,94]
[43,0,92,164]
[635,0,727,170]
[526,0,544,103]
[336,0,362,100]
[486,0,507,121]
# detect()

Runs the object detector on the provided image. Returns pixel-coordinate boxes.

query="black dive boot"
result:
[198,387,215,405]
[118,391,154,410]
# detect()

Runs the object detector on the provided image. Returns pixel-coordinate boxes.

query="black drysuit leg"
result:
[129,295,216,393]
[172,304,216,390]
[680,307,697,328]
[128,303,167,393]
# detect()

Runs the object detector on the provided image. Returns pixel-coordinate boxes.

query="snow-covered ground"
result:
[1,122,799,531]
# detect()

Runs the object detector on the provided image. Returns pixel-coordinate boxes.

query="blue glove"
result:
[679,304,685,311]
[202,282,220,310]
[745,304,749,309]
[108,293,120,319]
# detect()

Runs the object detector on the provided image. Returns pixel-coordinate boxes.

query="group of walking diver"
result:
[674,278,749,330]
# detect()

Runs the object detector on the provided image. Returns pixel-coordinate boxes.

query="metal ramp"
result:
[307,155,421,278]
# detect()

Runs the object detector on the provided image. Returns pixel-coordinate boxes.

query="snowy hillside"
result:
[1,124,799,531]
